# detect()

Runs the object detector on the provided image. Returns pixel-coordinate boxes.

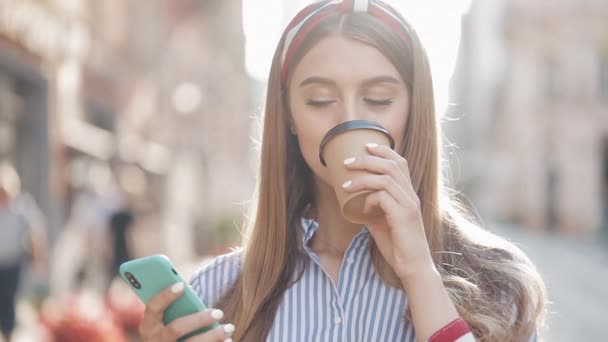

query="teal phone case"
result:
[119,255,219,341]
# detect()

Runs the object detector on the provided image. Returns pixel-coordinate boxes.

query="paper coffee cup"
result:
[319,120,395,224]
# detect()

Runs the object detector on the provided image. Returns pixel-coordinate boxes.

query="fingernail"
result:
[366,143,378,149]
[342,180,352,189]
[223,324,235,334]
[343,157,356,165]
[211,309,224,320]
[171,282,184,293]
[224,339,233,342]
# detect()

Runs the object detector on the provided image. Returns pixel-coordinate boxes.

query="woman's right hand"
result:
[139,282,235,342]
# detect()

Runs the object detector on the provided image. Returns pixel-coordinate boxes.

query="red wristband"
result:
[427,317,474,342]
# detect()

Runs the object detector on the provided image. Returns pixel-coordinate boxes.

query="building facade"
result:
[0,0,252,261]
[449,0,608,236]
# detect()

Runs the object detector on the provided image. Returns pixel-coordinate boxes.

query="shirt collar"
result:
[300,217,319,244]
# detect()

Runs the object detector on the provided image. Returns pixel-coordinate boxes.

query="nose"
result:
[337,95,363,123]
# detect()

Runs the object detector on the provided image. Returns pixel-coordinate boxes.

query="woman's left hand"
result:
[342,143,436,281]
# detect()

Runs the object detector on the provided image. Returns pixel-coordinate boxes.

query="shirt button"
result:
[346,257,355,264]
[334,317,342,325]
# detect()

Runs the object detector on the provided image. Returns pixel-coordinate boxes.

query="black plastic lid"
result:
[319,120,395,167]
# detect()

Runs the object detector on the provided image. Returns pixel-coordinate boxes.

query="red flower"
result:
[40,290,127,342]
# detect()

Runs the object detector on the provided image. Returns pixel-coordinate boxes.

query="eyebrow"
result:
[298,75,402,88]
[298,76,336,88]
[361,75,401,87]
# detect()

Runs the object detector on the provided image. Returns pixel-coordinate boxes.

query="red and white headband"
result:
[280,0,411,85]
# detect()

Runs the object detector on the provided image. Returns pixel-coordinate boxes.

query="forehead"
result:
[289,34,401,87]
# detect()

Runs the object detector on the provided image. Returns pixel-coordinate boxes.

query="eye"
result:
[306,99,337,107]
[364,98,394,106]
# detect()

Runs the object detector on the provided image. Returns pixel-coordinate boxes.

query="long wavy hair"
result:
[215,9,547,342]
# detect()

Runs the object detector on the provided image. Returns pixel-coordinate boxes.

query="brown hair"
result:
[215,11,546,342]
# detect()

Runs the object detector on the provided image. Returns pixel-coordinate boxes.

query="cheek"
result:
[375,104,409,153]
[292,110,335,185]
[389,120,407,152]
[295,121,333,184]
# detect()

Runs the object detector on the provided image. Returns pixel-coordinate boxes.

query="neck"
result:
[309,177,364,257]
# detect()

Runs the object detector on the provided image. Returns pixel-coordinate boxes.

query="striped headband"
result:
[280,0,410,85]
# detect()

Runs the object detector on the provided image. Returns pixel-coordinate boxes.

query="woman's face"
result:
[288,34,410,187]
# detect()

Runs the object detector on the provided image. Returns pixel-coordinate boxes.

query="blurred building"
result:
[0,0,252,262]
[0,0,71,239]
[449,0,608,236]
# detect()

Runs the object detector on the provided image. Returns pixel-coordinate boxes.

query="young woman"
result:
[138,1,547,341]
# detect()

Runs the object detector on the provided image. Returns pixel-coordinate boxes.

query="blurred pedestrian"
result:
[0,183,47,342]
[50,163,125,297]
[108,206,135,277]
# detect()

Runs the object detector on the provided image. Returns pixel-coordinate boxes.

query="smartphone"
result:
[119,255,220,341]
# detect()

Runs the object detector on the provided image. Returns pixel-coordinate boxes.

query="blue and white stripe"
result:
[191,217,414,341]
[190,218,541,341]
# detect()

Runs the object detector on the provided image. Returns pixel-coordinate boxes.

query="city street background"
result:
[0,0,606,341]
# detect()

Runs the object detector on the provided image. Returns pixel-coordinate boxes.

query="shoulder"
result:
[189,248,243,307]
[13,194,43,227]
[2,203,28,228]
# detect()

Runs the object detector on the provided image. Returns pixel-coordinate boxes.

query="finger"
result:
[343,155,408,186]
[183,323,236,342]
[365,143,418,202]
[342,174,409,207]
[163,309,226,341]
[364,143,418,200]
[141,282,185,334]
[362,190,403,224]
[362,191,400,242]
[366,143,411,178]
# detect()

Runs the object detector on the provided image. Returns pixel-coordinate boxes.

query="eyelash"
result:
[306,99,394,107]
[306,100,336,107]
[365,98,393,106]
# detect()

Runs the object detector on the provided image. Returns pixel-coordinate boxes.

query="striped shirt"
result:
[190,218,531,341]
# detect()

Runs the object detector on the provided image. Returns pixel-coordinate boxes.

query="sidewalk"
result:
[490,224,608,341]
